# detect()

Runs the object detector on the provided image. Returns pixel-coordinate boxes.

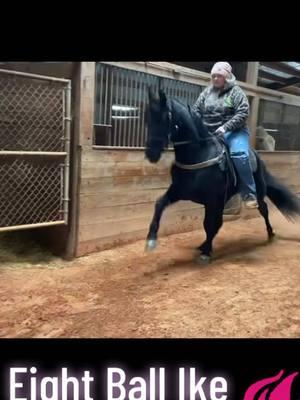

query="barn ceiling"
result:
[258,62,300,94]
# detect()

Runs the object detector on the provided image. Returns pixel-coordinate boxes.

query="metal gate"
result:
[0,69,71,232]
[94,63,202,148]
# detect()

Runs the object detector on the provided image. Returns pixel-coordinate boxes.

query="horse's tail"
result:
[258,155,300,221]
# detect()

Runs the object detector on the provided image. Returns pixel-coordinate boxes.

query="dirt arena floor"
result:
[0,210,300,338]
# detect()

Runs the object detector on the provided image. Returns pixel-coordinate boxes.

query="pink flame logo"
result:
[243,370,299,400]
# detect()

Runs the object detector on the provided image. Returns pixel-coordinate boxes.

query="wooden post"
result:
[79,62,96,147]
[65,62,96,259]
[246,62,260,149]
[249,96,260,148]
[246,62,259,85]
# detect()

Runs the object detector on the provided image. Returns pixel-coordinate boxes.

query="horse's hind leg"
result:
[145,185,178,251]
[258,198,275,241]
[197,202,224,264]
[254,166,275,241]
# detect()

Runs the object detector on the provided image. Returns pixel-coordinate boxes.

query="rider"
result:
[192,61,258,209]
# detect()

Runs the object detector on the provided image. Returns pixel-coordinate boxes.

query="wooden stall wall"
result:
[259,152,300,195]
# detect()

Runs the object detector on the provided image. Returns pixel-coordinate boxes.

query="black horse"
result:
[144,88,300,263]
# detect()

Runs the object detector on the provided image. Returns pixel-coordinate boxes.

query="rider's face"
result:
[212,73,226,89]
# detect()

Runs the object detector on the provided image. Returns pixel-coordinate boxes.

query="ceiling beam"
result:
[259,69,287,83]
[266,76,300,90]
[260,61,300,78]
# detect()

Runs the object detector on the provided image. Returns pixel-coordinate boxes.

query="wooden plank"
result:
[80,188,167,209]
[78,208,204,242]
[264,160,300,169]
[266,163,300,173]
[262,169,300,182]
[79,201,203,225]
[263,172,300,189]
[260,151,300,162]
[259,152,300,192]
[82,147,146,163]
[81,174,171,194]
[265,169,300,183]
[81,160,172,179]
[280,86,300,96]
[81,146,175,163]
[76,228,151,255]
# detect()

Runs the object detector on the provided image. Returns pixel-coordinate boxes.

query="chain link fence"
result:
[0,70,71,231]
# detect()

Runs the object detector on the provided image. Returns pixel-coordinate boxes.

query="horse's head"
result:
[145,88,170,163]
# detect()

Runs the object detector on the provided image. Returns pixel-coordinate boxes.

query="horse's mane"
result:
[170,98,210,139]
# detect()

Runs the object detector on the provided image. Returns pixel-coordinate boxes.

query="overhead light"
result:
[111,116,140,119]
[112,105,139,112]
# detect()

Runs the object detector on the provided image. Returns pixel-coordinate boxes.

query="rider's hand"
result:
[215,126,226,136]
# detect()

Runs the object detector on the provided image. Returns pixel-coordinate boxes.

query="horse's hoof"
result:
[268,233,276,242]
[196,254,211,265]
[145,239,157,252]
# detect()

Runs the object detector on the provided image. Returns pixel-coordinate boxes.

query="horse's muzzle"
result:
[145,147,161,163]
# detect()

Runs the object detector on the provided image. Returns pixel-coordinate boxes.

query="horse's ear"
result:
[148,86,156,102]
[159,89,167,107]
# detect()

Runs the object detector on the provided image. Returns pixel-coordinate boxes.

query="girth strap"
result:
[174,149,225,171]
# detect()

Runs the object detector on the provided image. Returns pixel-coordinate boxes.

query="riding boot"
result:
[231,152,258,209]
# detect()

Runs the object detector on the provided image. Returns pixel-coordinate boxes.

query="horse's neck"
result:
[171,99,211,141]
[189,108,212,141]
[171,100,220,164]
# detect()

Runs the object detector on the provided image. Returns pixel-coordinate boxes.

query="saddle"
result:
[217,136,237,187]
[217,136,257,188]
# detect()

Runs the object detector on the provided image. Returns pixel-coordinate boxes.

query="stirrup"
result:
[244,197,258,209]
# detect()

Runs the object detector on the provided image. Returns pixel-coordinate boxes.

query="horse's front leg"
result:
[197,202,224,264]
[145,185,178,251]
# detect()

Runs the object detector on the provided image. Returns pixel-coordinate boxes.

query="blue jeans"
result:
[224,128,257,200]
